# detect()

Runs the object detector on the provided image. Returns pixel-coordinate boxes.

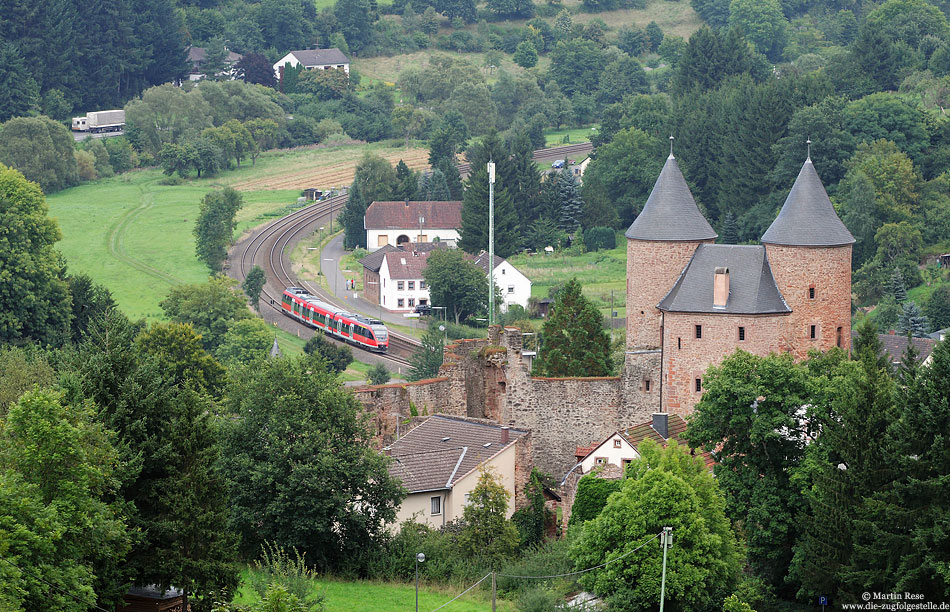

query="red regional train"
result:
[281,287,389,352]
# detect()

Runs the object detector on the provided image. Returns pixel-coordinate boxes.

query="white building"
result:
[470,252,533,313]
[272,48,350,79]
[377,250,432,312]
[365,201,462,252]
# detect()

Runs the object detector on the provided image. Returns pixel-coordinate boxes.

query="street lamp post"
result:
[415,552,426,612]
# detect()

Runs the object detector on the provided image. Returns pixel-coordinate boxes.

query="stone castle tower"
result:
[624,151,854,415]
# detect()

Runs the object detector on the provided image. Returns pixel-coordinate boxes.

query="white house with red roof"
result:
[365,201,462,251]
[377,249,433,312]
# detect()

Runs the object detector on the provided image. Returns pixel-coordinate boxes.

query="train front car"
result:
[369,321,389,352]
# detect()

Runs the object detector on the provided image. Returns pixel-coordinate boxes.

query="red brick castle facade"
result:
[625,152,854,415]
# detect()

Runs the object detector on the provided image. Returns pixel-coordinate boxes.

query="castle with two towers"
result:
[358,151,855,476]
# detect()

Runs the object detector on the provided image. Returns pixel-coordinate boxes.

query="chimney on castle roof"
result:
[405,199,409,207]
[713,267,729,308]
[501,426,510,445]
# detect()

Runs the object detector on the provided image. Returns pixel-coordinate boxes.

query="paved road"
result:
[316,234,429,334]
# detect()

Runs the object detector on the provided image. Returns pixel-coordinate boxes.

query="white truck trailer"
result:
[71,109,125,133]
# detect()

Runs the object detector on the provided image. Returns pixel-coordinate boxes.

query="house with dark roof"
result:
[873,331,939,367]
[185,46,243,82]
[385,415,531,529]
[272,48,351,79]
[625,150,855,413]
[365,201,462,251]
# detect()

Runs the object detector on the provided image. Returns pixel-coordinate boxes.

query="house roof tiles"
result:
[761,158,855,246]
[657,244,791,314]
[624,155,718,242]
[384,251,430,280]
[876,333,938,366]
[386,415,528,493]
[359,244,400,273]
[365,201,462,230]
[288,48,350,67]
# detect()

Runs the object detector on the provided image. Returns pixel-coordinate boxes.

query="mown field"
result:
[232,569,514,612]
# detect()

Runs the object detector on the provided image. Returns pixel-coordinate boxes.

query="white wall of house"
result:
[389,444,518,531]
[272,52,350,78]
[491,260,532,312]
[378,257,431,311]
[579,433,639,474]
[366,228,459,252]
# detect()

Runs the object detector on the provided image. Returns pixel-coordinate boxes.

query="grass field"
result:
[233,569,514,612]
[544,125,597,147]
[508,235,627,318]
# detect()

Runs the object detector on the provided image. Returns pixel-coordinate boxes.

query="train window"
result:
[282,294,291,305]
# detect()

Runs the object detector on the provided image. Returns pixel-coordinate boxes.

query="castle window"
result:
[695,378,702,392]
[738,327,745,341]
[837,326,843,347]
[614,439,622,448]
[809,285,816,299]
[644,379,651,392]
[677,337,682,350]
[810,325,817,339]
[695,324,702,339]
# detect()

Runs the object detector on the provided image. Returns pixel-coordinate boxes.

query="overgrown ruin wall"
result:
[356,327,662,478]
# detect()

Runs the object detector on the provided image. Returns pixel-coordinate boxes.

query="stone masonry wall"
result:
[626,239,712,350]
[662,312,789,415]
[765,244,852,359]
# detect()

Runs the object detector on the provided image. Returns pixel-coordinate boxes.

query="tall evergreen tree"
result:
[890,266,907,303]
[407,328,446,381]
[340,179,367,249]
[897,301,929,337]
[426,169,451,201]
[436,157,463,200]
[394,159,417,201]
[557,169,583,233]
[789,331,898,603]
[458,166,520,257]
[719,211,739,244]
[535,278,612,377]
[507,131,542,223]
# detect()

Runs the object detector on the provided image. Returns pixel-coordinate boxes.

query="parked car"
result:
[414,303,432,315]
[551,160,565,169]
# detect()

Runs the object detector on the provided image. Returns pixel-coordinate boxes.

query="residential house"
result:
[385,415,531,530]
[875,331,939,367]
[559,413,713,531]
[185,46,243,82]
[365,201,462,252]
[378,248,432,312]
[931,328,948,342]
[272,48,351,79]
[470,252,533,313]
[360,244,401,307]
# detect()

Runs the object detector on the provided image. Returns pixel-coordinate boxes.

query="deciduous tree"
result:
[0,115,79,193]
[423,249,487,324]
[194,187,244,273]
[242,265,267,311]
[160,276,252,353]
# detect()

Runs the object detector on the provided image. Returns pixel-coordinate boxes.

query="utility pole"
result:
[659,527,672,612]
[487,160,496,327]
[491,571,496,612]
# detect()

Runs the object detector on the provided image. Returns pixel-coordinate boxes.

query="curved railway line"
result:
[228,142,594,370]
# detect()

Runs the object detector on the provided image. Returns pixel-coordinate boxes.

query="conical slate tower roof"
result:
[761,158,855,247]
[625,155,718,241]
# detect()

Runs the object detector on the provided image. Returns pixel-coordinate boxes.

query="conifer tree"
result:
[436,157,463,200]
[407,328,445,381]
[394,159,417,201]
[340,180,367,249]
[506,131,542,223]
[720,210,739,244]
[890,266,907,303]
[535,278,611,377]
[428,169,451,201]
[557,169,583,233]
[897,301,929,337]
[458,166,520,257]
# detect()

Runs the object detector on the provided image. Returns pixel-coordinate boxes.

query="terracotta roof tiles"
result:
[365,201,462,230]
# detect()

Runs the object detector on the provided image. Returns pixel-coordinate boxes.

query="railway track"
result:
[233,195,415,367]
[230,142,596,370]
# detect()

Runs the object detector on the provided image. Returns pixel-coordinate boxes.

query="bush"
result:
[583,226,616,251]
[367,363,391,385]
[567,474,620,526]
[496,539,576,597]
[302,333,354,373]
[248,541,318,602]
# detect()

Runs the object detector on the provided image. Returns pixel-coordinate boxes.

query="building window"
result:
[397,299,404,308]
[695,378,702,392]
[738,327,745,341]
[397,281,405,290]
[644,379,651,392]
[408,298,415,307]
[464,493,471,505]
[508,286,515,294]
[408,281,415,290]
[837,326,843,347]
[420,281,427,289]
[430,496,441,515]
[595,457,605,465]
[809,286,816,299]
[677,337,682,350]
[613,439,622,448]
[501,268,506,274]
[810,325,817,339]
[695,324,702,339]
